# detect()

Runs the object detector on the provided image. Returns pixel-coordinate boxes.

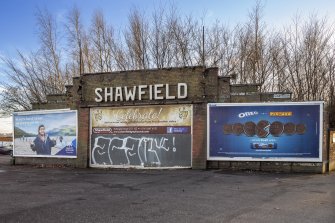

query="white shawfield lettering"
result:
[94,83,188,102]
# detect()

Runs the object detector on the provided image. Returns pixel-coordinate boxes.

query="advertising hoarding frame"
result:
[89,104,193,169]
[207,101,323,162]
[13,109,78,158]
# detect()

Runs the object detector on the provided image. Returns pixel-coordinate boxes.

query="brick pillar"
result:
[76,107,90,168]
[192,103,207,169]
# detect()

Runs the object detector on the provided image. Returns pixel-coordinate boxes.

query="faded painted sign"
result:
[90,105,192,168]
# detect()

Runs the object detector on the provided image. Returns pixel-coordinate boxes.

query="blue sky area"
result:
[0,0,335,58]
[1,0,335,131]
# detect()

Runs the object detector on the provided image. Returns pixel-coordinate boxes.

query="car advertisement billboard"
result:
[208,102,323,162]
[13,109,77,158]
[90,105,192,168]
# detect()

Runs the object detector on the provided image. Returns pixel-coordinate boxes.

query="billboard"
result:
[90,105,192,167]
[13,109,77,158]
[208,102,323,162]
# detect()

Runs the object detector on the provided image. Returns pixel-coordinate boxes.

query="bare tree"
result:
[111,31,131,71]
[65,6,86,76]
[0,50,58,112]
[266,34,287,92]
[208,23,239,77]
[169,14,197,67]
[90,10,115,72]
[232,1,273,91]
[0,8,70,113]
[124,8,150,69]
[302,16,333,100]
[35,8,67,92]
[1,1,335,125]
[148,4,174,68]
[282,14,334,101]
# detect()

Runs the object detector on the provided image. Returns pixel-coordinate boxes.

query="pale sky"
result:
[1,0,335,58]
[0,116,12,134]
[1,0,335,133]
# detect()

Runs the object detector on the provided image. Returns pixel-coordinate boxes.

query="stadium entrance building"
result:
[13,67,332,173]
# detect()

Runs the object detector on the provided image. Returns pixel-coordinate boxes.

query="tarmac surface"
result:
[0,155,334,223]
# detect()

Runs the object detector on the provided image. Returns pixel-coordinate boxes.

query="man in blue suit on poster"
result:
[30,124,56,155]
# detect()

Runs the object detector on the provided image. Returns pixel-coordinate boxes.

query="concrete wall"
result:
[78,67,220,106]
[217,77,231,102]
[261,92,292,102]
[20,66,331,173]
[77,67,222,169]
[18,67,229,169]
[230,84,260,103]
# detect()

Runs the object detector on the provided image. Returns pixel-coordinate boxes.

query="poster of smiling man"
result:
[13,109,77,158]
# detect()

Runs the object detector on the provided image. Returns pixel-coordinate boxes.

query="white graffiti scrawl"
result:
[91,136,177,166]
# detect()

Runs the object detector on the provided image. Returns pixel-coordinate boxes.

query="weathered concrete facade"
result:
[14,66,330,173]
[18,67,228,169]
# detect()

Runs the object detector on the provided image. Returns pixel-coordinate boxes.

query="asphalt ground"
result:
[0,155,334,223]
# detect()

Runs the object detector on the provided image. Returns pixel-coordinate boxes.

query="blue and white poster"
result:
[207,102,323,162]
[13,109,77,158]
